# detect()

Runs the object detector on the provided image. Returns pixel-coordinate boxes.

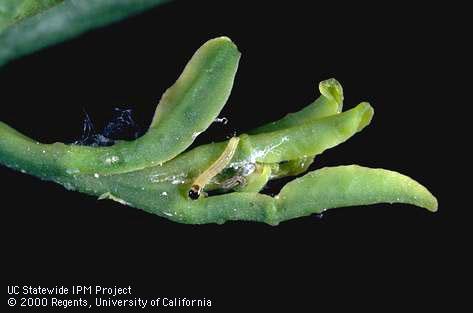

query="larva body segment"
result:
[188,137,240,199]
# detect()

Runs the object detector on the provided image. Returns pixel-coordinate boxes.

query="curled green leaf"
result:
[249,78,344,134]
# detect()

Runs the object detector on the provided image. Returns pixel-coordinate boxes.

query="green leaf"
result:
[0,37,241,177]
[277,165,438,222]
[244,102,374,164]
[0,0,170,67]
[0,0,64,32]
[249,78,344,134]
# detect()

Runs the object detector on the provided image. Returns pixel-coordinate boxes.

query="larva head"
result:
[188,185,201,200]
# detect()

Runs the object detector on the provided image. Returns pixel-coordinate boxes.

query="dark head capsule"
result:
[188,185,201,200]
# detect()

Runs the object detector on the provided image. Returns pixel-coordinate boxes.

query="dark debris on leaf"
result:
[74,108,141,147]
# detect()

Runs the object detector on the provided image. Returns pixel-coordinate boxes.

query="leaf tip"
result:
[425,194,438,212]
[355,102,374,131]
[319,78,344,111]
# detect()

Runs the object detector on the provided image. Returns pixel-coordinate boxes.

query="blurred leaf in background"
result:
[0,0,64,32]
[0,0,170,67]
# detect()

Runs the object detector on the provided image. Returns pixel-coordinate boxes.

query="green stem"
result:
[0,122,66,178]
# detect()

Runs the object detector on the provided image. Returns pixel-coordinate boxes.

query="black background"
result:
[1,1,465,311]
